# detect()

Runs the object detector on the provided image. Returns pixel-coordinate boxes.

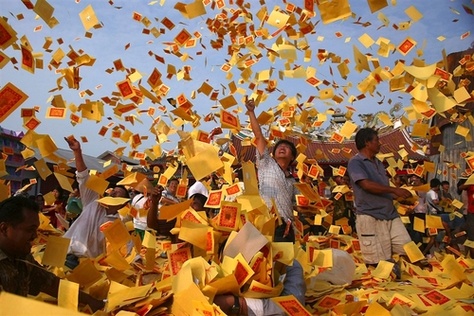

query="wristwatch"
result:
[230,295,241,315]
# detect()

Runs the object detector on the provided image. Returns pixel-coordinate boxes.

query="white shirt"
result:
[188,181,209,198]
[131,193,148,231]
[64,169,120,258]
[426,189,440,214]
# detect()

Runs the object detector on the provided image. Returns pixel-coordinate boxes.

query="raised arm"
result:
[147,186,164,230]
[64,136,86,172]
[245,97,267,155]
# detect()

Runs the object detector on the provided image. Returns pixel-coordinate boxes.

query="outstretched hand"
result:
[150,186,164,204]
[244,96,255,112]
[64,136,81,151]
[393,187,413,199]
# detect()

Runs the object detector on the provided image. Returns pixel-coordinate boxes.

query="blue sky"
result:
[1,0,473,157]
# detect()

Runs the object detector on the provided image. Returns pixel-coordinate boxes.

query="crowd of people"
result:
[1,105,473,314]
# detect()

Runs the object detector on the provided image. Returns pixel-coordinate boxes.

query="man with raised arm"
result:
[244,97,299,242]
[63,136,130,269]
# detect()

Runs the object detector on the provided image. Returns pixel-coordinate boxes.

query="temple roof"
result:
[231,127,426,164]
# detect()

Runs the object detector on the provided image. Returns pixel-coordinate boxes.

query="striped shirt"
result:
[256,148,298,221]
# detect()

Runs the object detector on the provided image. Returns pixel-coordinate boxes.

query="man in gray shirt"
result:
[348,128,412,269]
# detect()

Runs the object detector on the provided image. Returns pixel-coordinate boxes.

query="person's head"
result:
[333,175,344,185]
[190,193,207,212]
[342,175,350,185]
[0,196,40,258]
[441,180,450,191]
[109,185,130,198]
[167,178,179,195]
[272,139,297,164]
[410,175,423,186]
[35,194,45,210]
[430,178,441,190]
[355,128,380,152]
[393,174,406,187]
[52,187,64,200]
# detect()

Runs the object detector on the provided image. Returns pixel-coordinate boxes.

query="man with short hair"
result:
[64,136,130,269]
[440,180,453,200]
[159,178,181,207]
[426,178,442,215]
[347,128,412,270]
[245,97,299,242]
[130,178,153,240]
[0,196,103,311]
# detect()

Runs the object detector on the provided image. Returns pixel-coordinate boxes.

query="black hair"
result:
[441,180,450,186]
[114,185,131,198]
[272,139,297,160]
[430,178,441,188]
[190,193,207,207]
[457,178,467,195]
[355,128,378,150]
[168,178,179,185]
[54,186,64,195]
[0,196,39,226]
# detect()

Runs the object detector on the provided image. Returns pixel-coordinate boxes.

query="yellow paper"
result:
[241,161,259,196]
[178,220,209,250]
[371,260,394,279]
[425,215,444,229]
[79,4,100,31]
[85,174,109,195]
[106,282,153,312]
[66,259,102,288]
[58,279,79,311]
[312,249,333,267]
[42,236,71,268]
[403,241,425,263]
[0,292,85,315]
[104,250,132,272]
[54,172,74,193]
[186,147,224,181]
[266,9,289,28]
[116,172,146,186]
[159,199,193,220]
[97,196,130,206]
[365,301,391,316]
[102,219,132,250]
[34,158,52,180]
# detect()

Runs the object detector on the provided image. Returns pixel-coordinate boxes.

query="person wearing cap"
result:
[187,176,210,199]
[347,128,412,275]
[245,97,299,243]
[63,136,130,269]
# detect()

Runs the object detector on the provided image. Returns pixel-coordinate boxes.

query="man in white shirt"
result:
[426,178,442,215]
[64,136,130,269]
[130,178,153,240]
